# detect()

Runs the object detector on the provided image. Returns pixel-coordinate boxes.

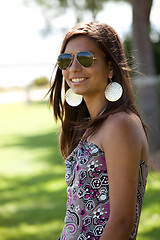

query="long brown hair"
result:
[49,21,147,158]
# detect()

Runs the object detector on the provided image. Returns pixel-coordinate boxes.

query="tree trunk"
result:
[131,0,160,152]
[136,77,160,153]
[131,0,155,75]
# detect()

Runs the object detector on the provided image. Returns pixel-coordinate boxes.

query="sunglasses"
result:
[57,51,101,70]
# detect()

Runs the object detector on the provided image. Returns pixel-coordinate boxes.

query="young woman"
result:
[49,21,149,240]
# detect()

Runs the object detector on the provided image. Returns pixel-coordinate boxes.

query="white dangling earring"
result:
[65,88,83,107]
[104,78,123,102]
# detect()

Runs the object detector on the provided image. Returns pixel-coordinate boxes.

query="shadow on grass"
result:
[142,185,160,210]
[0,174,66,239]
[138,226,160,240]
[13,131,59,149]
[2,130,63,165]
[0,187,66,226]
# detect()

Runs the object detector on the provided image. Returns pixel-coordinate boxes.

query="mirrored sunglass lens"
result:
[77,51,93,67]
[58,54,72,70]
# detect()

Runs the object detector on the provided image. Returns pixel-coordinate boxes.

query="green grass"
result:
[137,172,160,240]
[0,102,160,240]
[0,102,66,240]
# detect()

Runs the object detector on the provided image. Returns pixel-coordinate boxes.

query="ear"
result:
[108,61,113,79]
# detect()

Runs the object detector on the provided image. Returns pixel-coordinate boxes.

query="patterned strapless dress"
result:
[60,140,148,240]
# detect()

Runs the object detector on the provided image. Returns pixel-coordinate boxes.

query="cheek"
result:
[95,67,108,82]
[100,65,110,82]
[62,70,67,79]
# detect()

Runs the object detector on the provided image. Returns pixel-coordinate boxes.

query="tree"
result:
[130,0,155,75]
[121,0,160,152]
[129,0,160,152]
[24,0,106,24]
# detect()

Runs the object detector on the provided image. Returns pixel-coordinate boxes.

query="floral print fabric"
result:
[60,140,148,240]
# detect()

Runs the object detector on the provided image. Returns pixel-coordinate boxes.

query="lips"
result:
[71,78,88,83]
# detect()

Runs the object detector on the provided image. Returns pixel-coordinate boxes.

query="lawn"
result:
[0,102,160,240]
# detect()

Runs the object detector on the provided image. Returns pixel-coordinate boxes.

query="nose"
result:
[69,55,82,71]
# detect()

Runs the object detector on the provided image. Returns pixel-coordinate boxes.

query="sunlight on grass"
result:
[0,146,61,176]
[47,178,67,192]
[0,103,57,135]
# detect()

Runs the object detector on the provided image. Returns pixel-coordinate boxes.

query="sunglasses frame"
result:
[57,51,101,70]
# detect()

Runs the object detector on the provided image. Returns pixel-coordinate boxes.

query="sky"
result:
[0,0,160,88]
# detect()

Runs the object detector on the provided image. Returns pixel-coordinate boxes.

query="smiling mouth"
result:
[71,78,88,83]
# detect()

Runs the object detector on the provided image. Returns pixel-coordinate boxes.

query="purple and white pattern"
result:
[60,140,148,240]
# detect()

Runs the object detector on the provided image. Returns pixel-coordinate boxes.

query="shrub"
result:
[31,76,49,87]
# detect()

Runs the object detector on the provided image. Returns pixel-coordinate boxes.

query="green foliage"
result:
[24,0,67,8]
[157,81,160,118]
[84,0,110,19]
[0,102,160,239]
[123,36,134,67]
[31,76,49,87]
[24,0,113,22]
[152,36,160,75]
[123,36,160,75]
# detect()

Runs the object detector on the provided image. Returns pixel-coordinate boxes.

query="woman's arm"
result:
[100,112,143,240]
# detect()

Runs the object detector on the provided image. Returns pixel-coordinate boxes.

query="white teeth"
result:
[72,78,86,82]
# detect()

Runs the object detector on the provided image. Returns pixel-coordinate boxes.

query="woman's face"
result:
[62,36,113,101]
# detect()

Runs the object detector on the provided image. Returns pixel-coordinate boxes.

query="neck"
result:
[84,96,108,119]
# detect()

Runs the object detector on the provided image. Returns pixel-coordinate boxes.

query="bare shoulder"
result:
[100,111,148,162]
[102,111,145,139]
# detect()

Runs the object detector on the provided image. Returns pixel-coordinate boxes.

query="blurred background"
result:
[0,0,160,239]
